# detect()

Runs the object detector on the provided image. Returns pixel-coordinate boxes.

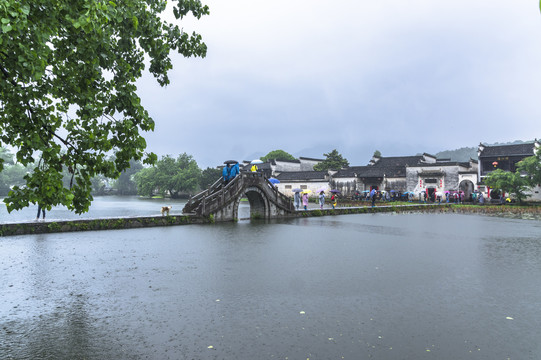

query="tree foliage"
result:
[199,167,221,189]
[517,147,541,187]
[313,149,349,171]
[114,159,143,195]
[134,153,201,198]
[484,169,529,204]
[260,150,296,162]
[0,0,209,213]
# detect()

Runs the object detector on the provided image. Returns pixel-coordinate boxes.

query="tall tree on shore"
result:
[484,169,529,204]
[134,153,201,198]
[313,149,349,171]
[0,0,209,213]
[260,150,297,162]
[517,147,541,188]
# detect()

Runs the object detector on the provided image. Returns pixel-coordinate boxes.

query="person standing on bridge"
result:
[229,162,239,180]
[302,192,309,210]
[222,164,231,185]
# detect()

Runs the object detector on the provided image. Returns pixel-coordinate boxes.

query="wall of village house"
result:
[273,161,301,172]
[276,181,330,197]
[384,178,407,192]
[331,178,357,196]
[526,186,541,201]
[299,160,318,171]
[406,167,461,195]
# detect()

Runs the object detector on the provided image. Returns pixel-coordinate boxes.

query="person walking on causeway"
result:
[294,191,301,210]
[302,192,309,210]
[36,204,45,221]
[319,191,325,209]
[370,188,377,208]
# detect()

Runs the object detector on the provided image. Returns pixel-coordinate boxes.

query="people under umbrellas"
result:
[319,191,325,209]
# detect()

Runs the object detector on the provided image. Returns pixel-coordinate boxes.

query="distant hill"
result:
[435,140,533,162]
[435,147,477,162]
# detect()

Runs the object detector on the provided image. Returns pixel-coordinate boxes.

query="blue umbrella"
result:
[292,188,302,193]
[269,178,280,184]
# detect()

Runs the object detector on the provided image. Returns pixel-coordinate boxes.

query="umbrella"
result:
[292,188,302,193]
[250,159,263,164]
[223,160,238,164]
[268,178,280,184]
[316,187,328,193]
[330,189,341,193]
[302,189,312,194]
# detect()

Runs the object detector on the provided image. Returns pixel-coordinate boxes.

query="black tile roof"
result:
[479,143,536,157]
[367,156,425,177]
[372,155,425,168]
[333,166,371,178]
[275,171,327,181]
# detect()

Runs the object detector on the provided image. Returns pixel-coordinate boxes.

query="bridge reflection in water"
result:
[183,172,295,221]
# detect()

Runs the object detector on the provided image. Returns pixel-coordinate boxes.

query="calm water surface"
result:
[0,196,190,223]
[1,213,541,359]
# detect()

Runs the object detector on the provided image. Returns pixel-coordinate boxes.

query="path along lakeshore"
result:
[1,202,540,237]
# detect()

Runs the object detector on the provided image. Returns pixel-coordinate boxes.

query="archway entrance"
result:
[459,180,475,201]
[427,188,436,202]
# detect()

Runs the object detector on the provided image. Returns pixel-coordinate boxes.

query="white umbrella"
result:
[250,159,263,164]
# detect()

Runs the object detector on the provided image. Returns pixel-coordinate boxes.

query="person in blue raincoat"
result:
[229,162,239,180]
[222,164,231,184]
[370,188,377,208]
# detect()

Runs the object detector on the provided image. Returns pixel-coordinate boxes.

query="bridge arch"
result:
[183,173,295,222]
[242,186,270,219]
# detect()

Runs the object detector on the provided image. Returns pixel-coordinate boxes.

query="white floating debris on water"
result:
[299,311,306,315]
[506,316,514,320]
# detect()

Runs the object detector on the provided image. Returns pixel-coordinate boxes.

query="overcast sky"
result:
[136,0,541,168]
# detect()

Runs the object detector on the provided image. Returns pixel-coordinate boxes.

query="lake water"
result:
[1,201,541,359]
[0,196,191,223]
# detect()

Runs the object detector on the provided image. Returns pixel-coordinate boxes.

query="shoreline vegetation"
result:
[1,203,540,237]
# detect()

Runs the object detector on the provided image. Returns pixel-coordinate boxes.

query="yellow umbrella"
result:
[302,189,312,194]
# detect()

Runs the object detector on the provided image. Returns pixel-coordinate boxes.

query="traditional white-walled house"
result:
[406,159,478,200]
[477,141,541,201]
[274,171,330,197]
[330,154,441,196]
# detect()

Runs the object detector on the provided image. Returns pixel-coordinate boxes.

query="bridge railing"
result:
[197,174,245,216]
[183,171,295,216]
[183,177,223,214]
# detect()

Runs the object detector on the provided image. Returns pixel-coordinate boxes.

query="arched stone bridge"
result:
[182,172,295,221]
